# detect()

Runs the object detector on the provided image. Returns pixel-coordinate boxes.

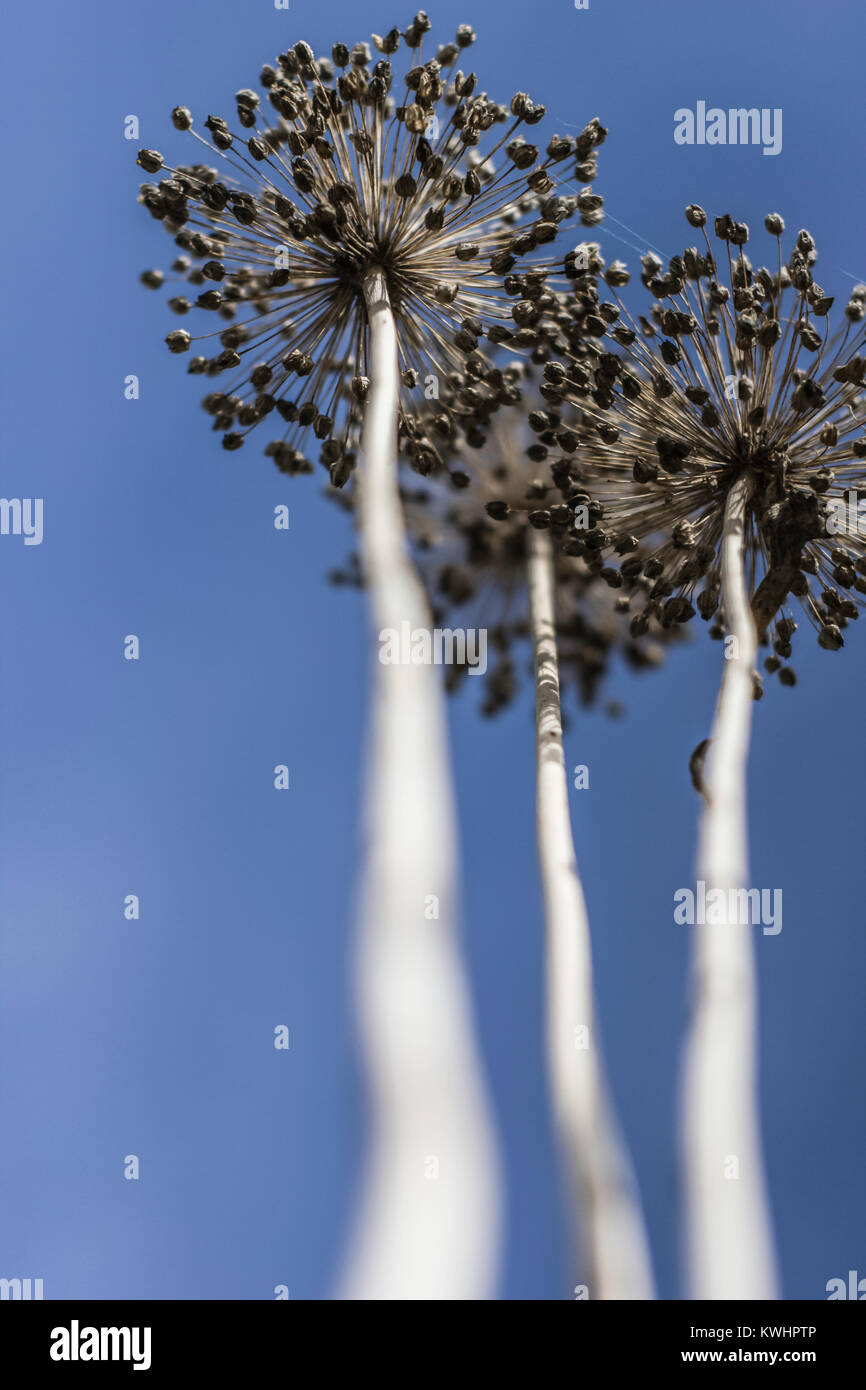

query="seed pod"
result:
[485,500,509,521]
[137,149,164,173]
[166,330,191,353]
[818,624,844,650]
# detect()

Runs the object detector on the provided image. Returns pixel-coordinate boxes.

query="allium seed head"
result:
[332,381,680,714]
[137,21,596,486]
[548,208,866,682]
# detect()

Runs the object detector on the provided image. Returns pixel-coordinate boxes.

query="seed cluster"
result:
[333,385,679,715]
[137,16,606,489]
[513,211,866,686]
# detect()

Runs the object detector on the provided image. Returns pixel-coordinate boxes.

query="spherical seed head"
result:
[137,21,591,485]
[552,213,866,680]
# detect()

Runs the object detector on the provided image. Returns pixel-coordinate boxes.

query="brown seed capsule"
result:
[485,500,509,521]
[818,624,844,650]
[166,330,191,353]
[137,149,164,173]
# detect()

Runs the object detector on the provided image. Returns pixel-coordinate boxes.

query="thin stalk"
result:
[339,266,501,1300]
[682,473,779,1299]
[528,526,655,1300]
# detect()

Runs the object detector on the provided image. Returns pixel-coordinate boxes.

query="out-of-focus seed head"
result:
[331,381,681,713]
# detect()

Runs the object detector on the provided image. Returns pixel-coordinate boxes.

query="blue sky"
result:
[0,0,863,1299]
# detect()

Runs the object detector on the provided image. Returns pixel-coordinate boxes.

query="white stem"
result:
[528,527,655,1300]
[338,267,501,1300]
[682,474,779,1299]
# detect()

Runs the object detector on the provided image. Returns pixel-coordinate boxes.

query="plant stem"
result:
[339,266,501,1300]
[682,473,779,1299]
[528,526,655,1300]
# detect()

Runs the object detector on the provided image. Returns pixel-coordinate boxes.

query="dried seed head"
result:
[550,212,866,675]
[138,20,592,482]
[334,389,681,713]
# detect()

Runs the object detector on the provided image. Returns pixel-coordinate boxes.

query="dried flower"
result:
[551,209,866,683]
[136,19,602,488]
[332,379,678,713]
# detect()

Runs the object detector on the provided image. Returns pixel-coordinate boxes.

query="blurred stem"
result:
[528,526,655,1300]
[683,473,779,1299]
[339,266,500,1300]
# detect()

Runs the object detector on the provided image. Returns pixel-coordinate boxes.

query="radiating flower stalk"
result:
[541,210,866,1297]
[356,402,669,1296]
[137,15,609,1298]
